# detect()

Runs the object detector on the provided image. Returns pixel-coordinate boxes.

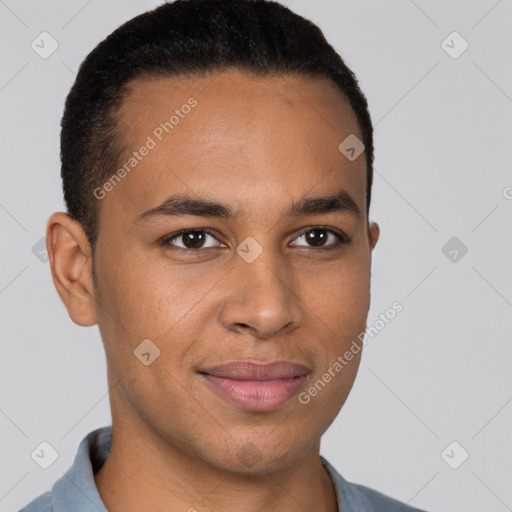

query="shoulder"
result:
[349,481,428,511]
[321,456,428,512]
[18,426,112,512]
[18,492,54,512]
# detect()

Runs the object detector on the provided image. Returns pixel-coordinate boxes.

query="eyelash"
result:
[160,227,351,253]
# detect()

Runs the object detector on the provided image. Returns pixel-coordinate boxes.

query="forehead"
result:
[107,69,366,219]
[119,69,361,141]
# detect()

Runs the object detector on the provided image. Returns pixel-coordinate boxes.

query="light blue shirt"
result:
[19,426,427,511]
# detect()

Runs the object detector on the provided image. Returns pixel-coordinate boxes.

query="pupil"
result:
[184,231,205,249]
[306,229,326,247]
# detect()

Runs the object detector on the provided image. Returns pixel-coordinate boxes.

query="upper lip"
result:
[199,360,310,380]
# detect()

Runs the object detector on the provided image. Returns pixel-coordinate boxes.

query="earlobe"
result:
[46,212,98,326]
[368,221,380,250]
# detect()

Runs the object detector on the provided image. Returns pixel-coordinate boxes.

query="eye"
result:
[290,228,350,249]
[162,229,225,250]
[161,227,351,253]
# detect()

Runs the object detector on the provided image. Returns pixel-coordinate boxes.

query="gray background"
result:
[1,1,511,511]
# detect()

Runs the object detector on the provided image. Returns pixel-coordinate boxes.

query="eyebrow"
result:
[135,189,361,223]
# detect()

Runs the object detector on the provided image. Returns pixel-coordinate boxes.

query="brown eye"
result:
[304,229,329,247]
[180,231,206,249]
[163,230,222,250]
[291,228,350,249]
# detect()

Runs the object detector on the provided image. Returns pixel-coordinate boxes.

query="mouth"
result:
[198,360,310,411]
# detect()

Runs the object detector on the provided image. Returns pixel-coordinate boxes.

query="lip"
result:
[199,360,310,411]
[200,360,310,380]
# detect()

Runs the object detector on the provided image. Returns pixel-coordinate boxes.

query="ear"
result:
[46,212,98,326]
[368,221,380,250]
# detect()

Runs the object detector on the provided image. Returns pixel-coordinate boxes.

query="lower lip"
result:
[201,374,307,411]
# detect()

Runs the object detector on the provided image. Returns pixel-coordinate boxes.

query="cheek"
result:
[303,259,371,337]
[96,250,199,336]
[299,256,369,411]
[94,252,217,384]
[296,350,362,443]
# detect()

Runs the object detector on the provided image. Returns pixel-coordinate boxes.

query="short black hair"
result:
[61,0,374,256]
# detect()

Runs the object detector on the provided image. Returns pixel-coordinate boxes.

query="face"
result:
[53,69,379,474]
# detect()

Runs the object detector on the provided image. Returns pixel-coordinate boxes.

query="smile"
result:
[199,360,310,411]
[201,374,307,411]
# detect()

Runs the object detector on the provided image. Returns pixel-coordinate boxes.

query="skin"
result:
[46,69,379,512]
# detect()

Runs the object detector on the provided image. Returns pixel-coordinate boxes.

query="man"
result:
[20,0,427,510]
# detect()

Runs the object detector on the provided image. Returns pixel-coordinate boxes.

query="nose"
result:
[219,247,303,340]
